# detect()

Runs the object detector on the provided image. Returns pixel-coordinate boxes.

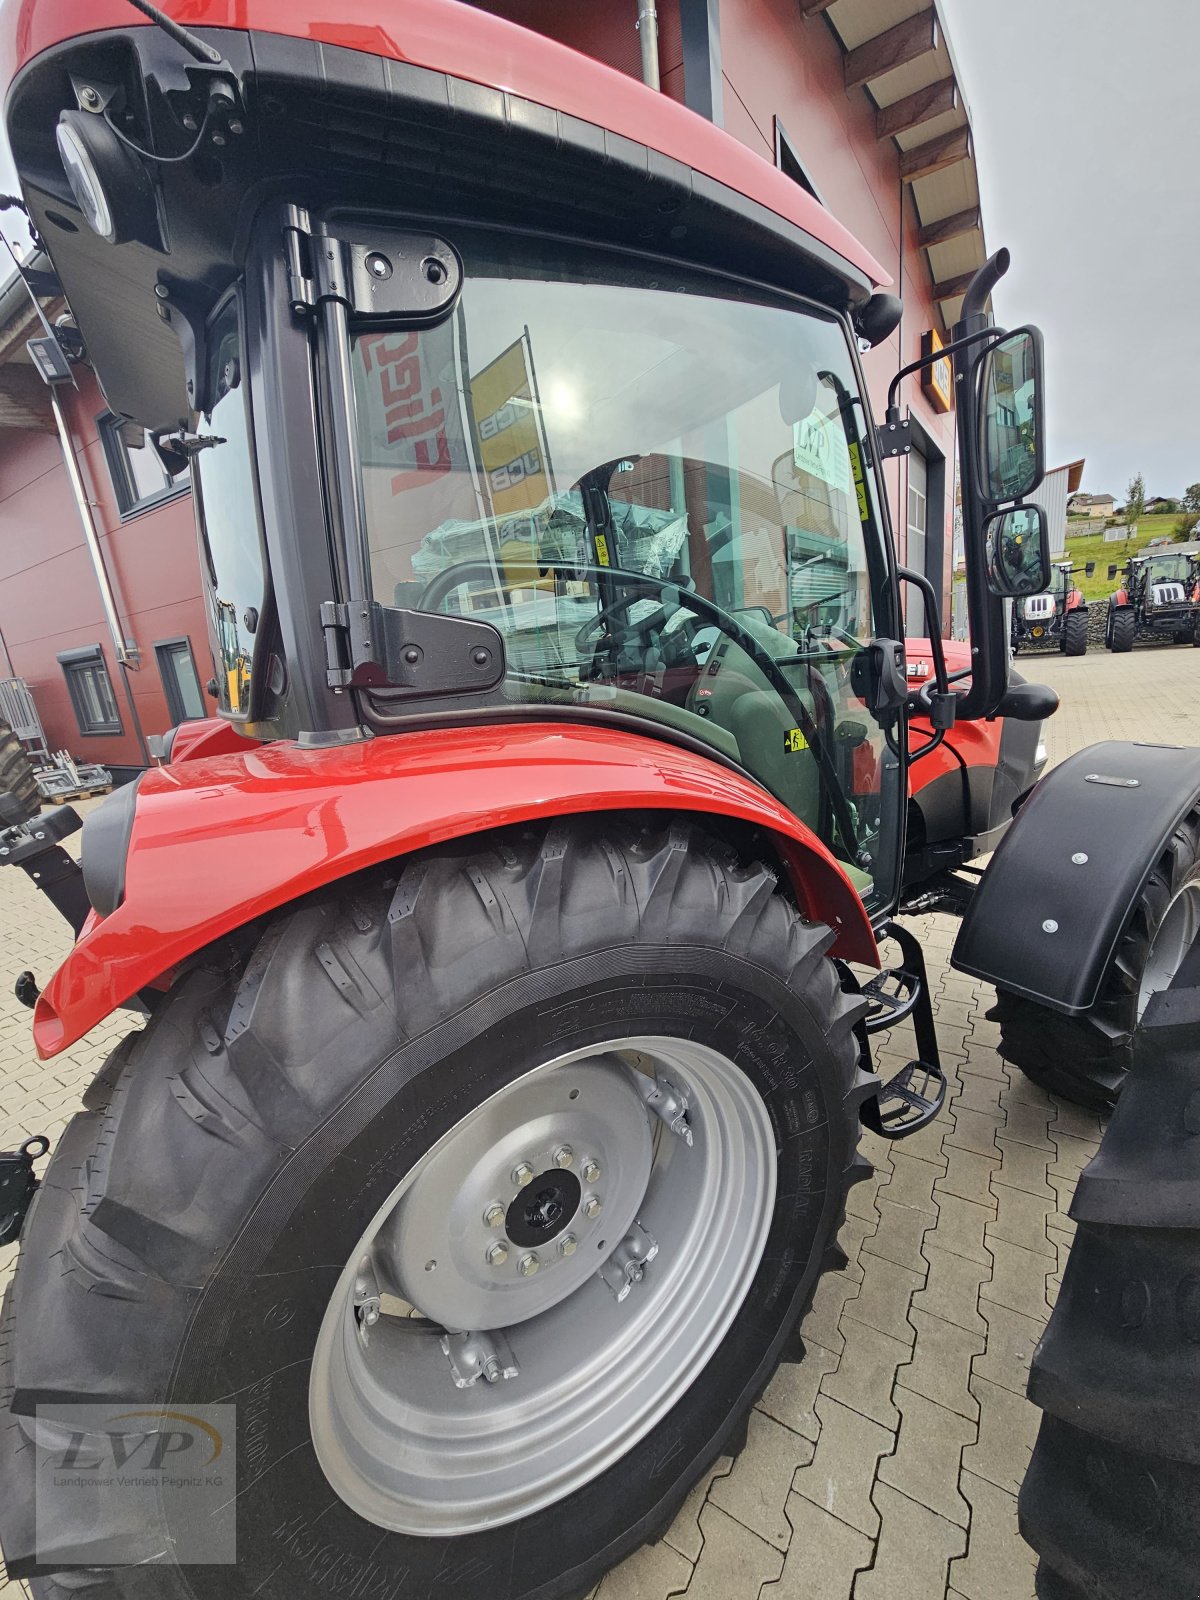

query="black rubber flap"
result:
[951,740,1200,1014]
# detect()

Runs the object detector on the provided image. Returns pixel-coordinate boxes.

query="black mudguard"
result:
[952,740,1200,1015]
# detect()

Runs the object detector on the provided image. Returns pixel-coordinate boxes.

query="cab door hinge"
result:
[282,204,315,315]
[319,600,353,688]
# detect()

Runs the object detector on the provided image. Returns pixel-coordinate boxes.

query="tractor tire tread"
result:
[0,717,39,822]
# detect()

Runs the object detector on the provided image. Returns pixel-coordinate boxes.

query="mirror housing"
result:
[854,293,903,349]
[984,504,1050,598]
[977,326,1045,505]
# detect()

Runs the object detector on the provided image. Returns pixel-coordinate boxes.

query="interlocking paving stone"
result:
[992,1136,1055,1200]
[877,1151,940,1215]
[950,1472,1038,1600]
[986,1183,1056,1260]
[944,1105,1002,1160]
[841,1254,924,1347]
[954,1074,1004,1117]
[819,1315,910,1430]
[979,1238,1051,1323]
[878,1388,975,1526]
[800,1267,861,1356]
[1048,1132,1101,1183]
[862,1197,937,1275]
[708,1409,814,1551]
[935,1146,1001,1208]
[677,1505,782,1600]
[962,1377,1041,1496]
[973,1301,1047,1398]
[854,1485,967,1600]
[1047,1098,1106,1142]
[997,1097,1054,1151]
[662,1458,733,1563]
[758,1345,839,1446]
[910,1244,989,1336]
[928,1193,993,1266]
[595,1539,693,1600]
[763,1493,873,1600]
[791,1395,894,1538]
[899,1309,984,1422]
[1000,1066,1055,1109]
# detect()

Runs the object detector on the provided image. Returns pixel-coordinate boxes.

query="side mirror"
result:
[977,326,1045,505]
[1108,563,1119,580]
[984,504,1050,598]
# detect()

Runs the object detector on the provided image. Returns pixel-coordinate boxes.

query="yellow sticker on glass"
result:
[594,533,611,567]
[783,728,809,754]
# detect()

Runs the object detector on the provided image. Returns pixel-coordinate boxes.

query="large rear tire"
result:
[1109,607,1136,653]
[1062,611,1089,657]
[0,716,39,821]
[0,816,874,1599]
[991,808,1200,1109]
[1019,989,1200,1599]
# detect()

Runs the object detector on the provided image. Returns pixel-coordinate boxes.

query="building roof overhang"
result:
[803,0,989,330]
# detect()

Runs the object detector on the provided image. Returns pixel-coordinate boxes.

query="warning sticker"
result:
[783,728,809,754]
[594,533,611,567]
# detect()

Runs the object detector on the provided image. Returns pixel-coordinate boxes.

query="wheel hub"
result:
[506,1170,581,1247]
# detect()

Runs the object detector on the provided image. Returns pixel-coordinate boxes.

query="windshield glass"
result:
[349,242,901,909]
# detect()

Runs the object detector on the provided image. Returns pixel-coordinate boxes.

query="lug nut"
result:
[553,1145,574,1169]
[558,1233,578,1257]
[518,1253,540,1277]
[583,1196,603,1220]
[582,1159,602,1184]
[483,1203,505,1228]
[486,1242,509,1267]
[512,1162,535,1187]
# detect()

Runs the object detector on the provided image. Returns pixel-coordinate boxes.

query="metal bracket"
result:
[876,417,913,460]
[598,1222,659,1303]
[0,1135,49,1247]
[640,1075,693,1146]
[284,208,462,324]
[319,599,505,698]
[440,1329,520,1389]
[0,808,90,936]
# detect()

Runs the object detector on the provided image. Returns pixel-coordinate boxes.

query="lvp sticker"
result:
[783,728,809,753]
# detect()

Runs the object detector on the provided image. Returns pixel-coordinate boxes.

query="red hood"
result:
[902,638,972,686]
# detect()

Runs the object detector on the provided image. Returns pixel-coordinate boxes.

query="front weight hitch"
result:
[0,1135,50,1246]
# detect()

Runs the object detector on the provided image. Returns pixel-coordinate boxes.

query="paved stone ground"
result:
[1,641,1196,1598]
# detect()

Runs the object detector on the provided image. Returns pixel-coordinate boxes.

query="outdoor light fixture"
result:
[55,108,157,246]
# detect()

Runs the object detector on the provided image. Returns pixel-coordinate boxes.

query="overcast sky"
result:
[939,0,1200,502]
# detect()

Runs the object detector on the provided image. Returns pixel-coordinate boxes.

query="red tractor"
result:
[1105,545,1200,651]
[1,4,1198,1595]
[1011,559,1089,656]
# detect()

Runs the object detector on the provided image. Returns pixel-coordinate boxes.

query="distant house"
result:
[1068,492,1115,519]
[1145,496,1177,514]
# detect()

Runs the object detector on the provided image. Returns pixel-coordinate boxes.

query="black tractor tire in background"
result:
[1109,606,1136,653]
[990,807,1200,1110]
[1019,986,1200,1600]
[0,816,874,1600]
[0,717,39,822]
[1061,611,1089,657]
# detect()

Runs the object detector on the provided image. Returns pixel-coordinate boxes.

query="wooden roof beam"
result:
[917,205,982,249]
[0,363,54,431]
[877,76,958,140]
[844,8,939,91]
[931,268,979,301]
[899,125,972,183]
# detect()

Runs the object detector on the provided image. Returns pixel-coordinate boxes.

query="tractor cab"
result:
[1107,546,1200,651]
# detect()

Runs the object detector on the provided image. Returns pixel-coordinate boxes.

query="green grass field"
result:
[1062,514,1190,601]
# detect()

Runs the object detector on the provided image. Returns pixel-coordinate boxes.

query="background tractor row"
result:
[1105,543,1200,650]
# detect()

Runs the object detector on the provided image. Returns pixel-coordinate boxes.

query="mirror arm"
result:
[883,325,1007,420]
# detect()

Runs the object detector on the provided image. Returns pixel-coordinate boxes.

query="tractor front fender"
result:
[952,741,1200,1014]
[34,722,877,1058]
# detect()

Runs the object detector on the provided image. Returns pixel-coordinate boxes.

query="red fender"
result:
[166,717,256,764]
[33,723,877,1058]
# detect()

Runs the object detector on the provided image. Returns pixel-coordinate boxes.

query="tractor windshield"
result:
[348,240,902,909]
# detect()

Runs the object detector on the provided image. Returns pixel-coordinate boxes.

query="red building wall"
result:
[0,368,212,777]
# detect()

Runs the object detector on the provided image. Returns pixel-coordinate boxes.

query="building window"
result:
[58,645,123,736]
[774,117,824,205]
[98,412,188,517]
[155,637,206,725]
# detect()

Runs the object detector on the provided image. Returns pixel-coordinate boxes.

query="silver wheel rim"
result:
[309,1036,777,1535]
[1138,878,1200,1020]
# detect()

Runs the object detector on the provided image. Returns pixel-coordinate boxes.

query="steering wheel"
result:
[575,589,671,653]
